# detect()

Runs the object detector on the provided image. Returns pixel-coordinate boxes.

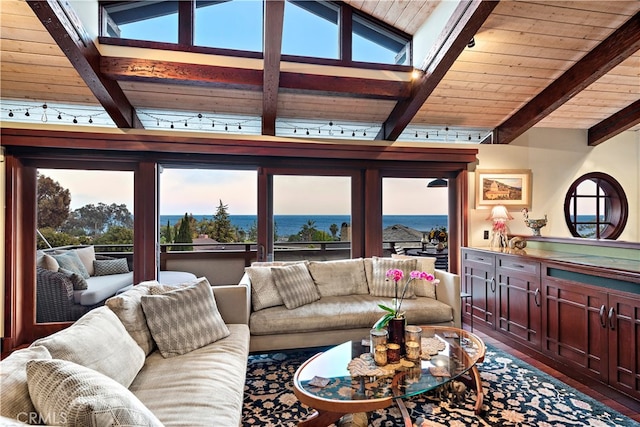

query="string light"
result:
[2,102,489,142]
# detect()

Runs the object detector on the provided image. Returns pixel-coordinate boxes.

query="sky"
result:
[40,169,449,216]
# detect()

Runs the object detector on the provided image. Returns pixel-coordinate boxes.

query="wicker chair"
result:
[35,268,96,323]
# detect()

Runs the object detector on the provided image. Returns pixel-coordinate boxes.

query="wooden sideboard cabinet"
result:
[461,248,541,349]
[462,247,640,402]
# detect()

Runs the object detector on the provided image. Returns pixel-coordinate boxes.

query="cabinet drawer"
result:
[497,256,540,276]
[463,250,495,267]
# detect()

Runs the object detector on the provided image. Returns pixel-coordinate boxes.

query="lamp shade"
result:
[487,205,513,221]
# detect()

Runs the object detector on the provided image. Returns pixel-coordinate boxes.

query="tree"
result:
[62,202,133,237]
[161,220,173,244]
[36,227,80,250]
[329,223,339,240]
[93,226,134,247]
[174,213,193,251]
[211,200,236,243]
[37,174,71,229]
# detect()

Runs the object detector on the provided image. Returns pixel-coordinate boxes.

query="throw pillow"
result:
[52,251,90,279]
[32,307,146,388]
[106,280,158,356]
[0,346,51,422]
[141,278,230,358]
[392,254,437,298]
[368,257,418,298]
[271,263,320,309]
[245,266,284,311]
[36,252,59,272]
[26,359,162,427]
[93,258,129,276]
[74,246,96,276]
[58,268,88,291]
[307,258,367,297]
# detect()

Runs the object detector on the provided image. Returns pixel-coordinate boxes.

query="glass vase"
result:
[387,317,406,356]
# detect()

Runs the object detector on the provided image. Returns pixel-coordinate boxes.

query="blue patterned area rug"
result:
[243,344,638,427]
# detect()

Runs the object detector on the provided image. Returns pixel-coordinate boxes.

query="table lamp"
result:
[487,205,513,248]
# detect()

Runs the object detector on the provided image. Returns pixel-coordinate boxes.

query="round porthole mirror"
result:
[563,172,628,239]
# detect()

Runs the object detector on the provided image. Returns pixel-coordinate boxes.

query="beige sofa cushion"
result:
[367,257,417,298]
[392,254,438,299]
[141,278,230,358]
[308,258,368,296]
[245,266,283,311]
[27,359,162,427]
[0,346,51,422]
[36,252,59,272]
[130,324,250,427]
[271,263,320,309]
[250,295,452,335]
[32,306,145,388]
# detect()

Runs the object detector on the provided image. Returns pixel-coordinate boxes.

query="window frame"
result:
[563,172,628,240]
[99,0,412,69]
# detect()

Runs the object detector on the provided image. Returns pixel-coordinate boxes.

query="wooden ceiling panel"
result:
[1,0,638,143]
[277,92,395,122]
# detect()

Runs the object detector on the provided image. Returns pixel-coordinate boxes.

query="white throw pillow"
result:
[0,346,51,422]
[26,359,162,427]
[141,278,230,358]
[74,246,96,276]
[271,263,320,309]
[32,307,145,388]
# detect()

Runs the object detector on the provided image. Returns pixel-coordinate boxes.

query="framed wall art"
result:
[475,169,532,209]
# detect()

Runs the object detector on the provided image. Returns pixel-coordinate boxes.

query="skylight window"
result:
[282,1,339,59]
[352,15,410,65]
[101,1,409,66]
[195,0,263,52]
[104,1,179,43]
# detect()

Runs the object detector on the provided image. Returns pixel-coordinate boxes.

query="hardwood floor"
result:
[472,329,640,423]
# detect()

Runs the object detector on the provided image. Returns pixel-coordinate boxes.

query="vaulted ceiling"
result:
[1,0,639,146]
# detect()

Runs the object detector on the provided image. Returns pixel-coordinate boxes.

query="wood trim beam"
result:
[26,0,142,129]
[339,5,353,62]
[1,128,479,165]
[496,11,640,145]
[178,0,195,46]
[262,0,285,136]
[375,0,498,141]
[588,99,640,146]
[101,57,410,99]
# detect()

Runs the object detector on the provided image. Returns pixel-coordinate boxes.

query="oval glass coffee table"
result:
[293,326,485,427]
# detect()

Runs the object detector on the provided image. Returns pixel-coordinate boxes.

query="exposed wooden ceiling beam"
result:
[101,57,410,99]
[588,99,640,146]
[26,0,142,129]
[262,0,285,136]
[375,0,498,141]
[495,11,640,145]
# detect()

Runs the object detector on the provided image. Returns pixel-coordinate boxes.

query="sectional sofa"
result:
[242,255,461,352]
[1,278,250,427]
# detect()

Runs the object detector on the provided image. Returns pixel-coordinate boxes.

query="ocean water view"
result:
[160,214,448,237]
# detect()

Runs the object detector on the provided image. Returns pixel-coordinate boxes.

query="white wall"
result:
[467,128,640,247]
[412,1,461,69]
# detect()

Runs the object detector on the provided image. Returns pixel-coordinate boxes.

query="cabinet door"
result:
[496,256,541,349]
[542,275,609,381]
[608,292,640,401]
[462,249,496,330]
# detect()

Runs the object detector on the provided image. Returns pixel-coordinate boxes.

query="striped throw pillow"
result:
[271,263,320,309]
[140,278,230,358]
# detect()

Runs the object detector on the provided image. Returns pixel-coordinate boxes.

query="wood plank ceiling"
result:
[1,0,639,146]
